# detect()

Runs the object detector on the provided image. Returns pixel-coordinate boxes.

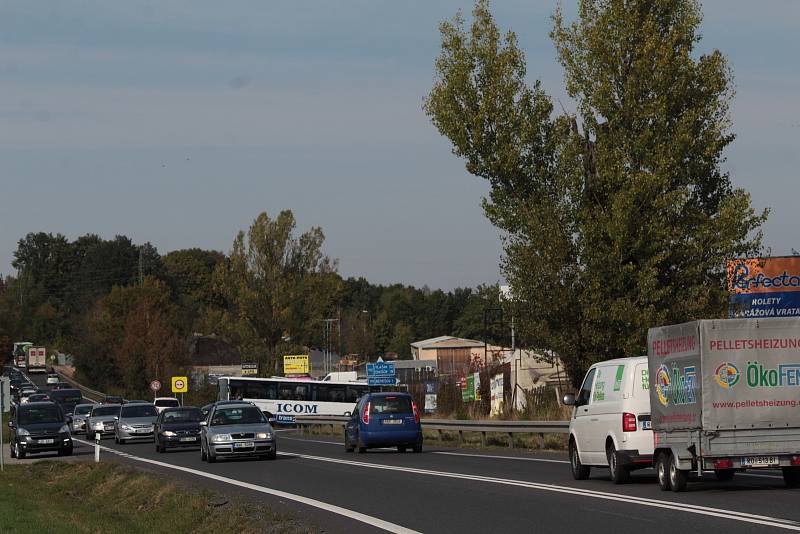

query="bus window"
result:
[279,383,309,401]
[346,385,366,403]
[314,384,346,402]
[228,379,246,400]
[244,381,277,400]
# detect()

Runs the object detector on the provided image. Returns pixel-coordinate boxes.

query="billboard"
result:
[728,257,800,318]
[283,354,309,375]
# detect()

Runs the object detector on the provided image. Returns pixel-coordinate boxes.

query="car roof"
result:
[212,402,254,409]
[367,392,412,397]
[122,401,153,406]
[162,406,199,412]
[92,404,121,409]
[19,401,59,408]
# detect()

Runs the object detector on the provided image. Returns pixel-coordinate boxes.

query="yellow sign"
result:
[283,354,309,375]
[171,376,188,393]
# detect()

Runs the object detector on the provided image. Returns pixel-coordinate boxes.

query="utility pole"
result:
[323,318,339,375]
[138,247,144,286]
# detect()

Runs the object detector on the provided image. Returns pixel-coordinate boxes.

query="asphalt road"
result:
[21,371,800,534]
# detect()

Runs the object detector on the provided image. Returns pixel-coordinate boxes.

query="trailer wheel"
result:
[669,457,688,492]
[656,452,671,491]
[782,467,800,488]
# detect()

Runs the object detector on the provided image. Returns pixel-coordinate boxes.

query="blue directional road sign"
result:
[367,358,396,386]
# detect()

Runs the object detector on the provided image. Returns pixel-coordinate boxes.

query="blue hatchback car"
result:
[345,392,422,453]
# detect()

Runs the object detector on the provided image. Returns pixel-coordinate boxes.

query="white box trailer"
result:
[648,318,800,491]
[27,347,47,373]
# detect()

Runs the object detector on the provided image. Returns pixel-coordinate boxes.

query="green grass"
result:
[299,425,568,452]
[0,461,314,534]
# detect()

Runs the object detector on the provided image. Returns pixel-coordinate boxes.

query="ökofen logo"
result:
[655,365,670,407]
[714,362,740,389]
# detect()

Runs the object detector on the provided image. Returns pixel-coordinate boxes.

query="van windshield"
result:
[19,405,63,425]
[370,396,412,415]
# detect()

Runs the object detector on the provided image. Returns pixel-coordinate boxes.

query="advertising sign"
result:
[283,355,309,375]
[473,372,481,401]
[647,321,702,431]
[424,381,437,414]
[728,257,800,318]
[462,374,475,402]
[490,374,503,416]
[700,318,800,430]
[241,362,258,376]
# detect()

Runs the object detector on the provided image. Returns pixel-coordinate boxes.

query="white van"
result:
[564,356,653,483]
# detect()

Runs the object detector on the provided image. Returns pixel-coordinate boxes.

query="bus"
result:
[217,377,399,423]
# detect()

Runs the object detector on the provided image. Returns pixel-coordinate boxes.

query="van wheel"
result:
[715,469,735,482]
[569,439,590,480]
[607,443,630,484]
[656,452,671,491]
[782,467,800,488]
[669,457,688,492]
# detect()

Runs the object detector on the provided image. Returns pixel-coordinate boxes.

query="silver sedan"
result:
[200,403,276,462]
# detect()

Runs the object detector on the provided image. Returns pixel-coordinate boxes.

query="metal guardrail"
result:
[54,369,104,403]
[294,415,570,449]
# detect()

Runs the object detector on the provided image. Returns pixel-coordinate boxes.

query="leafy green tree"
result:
[215,210,339,372]
[425,0,767,383]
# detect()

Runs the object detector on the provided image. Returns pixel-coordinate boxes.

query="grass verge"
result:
[298,425,567,452]
[0,461,314,534]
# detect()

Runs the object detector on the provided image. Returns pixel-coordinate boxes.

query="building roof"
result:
[394,359,438,369]
[410,336,484,349]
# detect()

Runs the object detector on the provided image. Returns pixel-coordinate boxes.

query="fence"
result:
[295,415,569,449]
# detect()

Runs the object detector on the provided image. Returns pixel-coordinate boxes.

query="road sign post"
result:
[171,376,188,405]
[95,430,101,463]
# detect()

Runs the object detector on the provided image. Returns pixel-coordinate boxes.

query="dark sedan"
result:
[155,407,204,452]
[9,401,73,459]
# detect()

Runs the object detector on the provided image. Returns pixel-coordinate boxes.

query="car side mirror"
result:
[199,421,207,427]
[562,394,576,406]
[8,421,14,428]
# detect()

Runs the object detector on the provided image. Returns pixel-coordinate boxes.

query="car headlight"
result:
[256,432,273,440]
[211,433,231,443]
[17,428,30,436]
[120,424,133,431]
[93,422,104,429]
[162,431,176,437]
[59,425,70,434]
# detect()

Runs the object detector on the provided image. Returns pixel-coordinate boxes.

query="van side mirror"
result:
[562,394,576,406]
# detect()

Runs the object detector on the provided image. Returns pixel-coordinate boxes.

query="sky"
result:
[0,1,798,290]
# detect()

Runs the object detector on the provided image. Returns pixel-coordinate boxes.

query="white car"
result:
[564,356,653,484]
[153,397,181,413]
[46,374,59,385]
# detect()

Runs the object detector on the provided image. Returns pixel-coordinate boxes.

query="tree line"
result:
[0,210,505,396]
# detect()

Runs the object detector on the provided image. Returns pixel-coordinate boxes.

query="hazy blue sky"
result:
[1,1,797,289]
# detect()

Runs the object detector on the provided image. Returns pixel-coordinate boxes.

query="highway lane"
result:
[64,430,800,534]
[20,371,800,532]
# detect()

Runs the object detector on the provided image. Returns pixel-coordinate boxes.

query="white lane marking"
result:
[73,439,420,534]
[279,451,800,531]
[433,451,569,464]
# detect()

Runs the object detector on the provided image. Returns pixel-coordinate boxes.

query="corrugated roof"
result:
[410,336,484,349]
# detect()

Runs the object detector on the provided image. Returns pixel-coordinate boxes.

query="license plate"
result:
[38,439,55,444]
[742,456,779,467]
[641,420,652,430]
[382,419,403,425]
[234,441,254,449]
[179,437,197,442]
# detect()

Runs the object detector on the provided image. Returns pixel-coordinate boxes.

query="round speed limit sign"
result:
[149,380,161,392]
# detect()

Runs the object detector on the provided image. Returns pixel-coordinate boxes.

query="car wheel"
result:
[397,446,407,453]
[114,434,120,444]
[715,469,735,482]
[782,467,800,488]
[569,439,590,480]
[10,442,16,459]
[344,438,354,453]
[59,447,73,457]
[412,443,422,453]
[669,457,688,492]
[207,447,217,463]
[16,446,26,460]
[267,448,277,460]
[607,443,630,484]
[200,442,207,462]
[356,437,367,454]
[656,452,671,491]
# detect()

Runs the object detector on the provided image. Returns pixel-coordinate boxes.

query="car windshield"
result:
[121,405,158,418]
[19,405,63,425]
[74,405,93,416]
[155,399,180,407]
[92,406,120,417]
[51,390,82,402]
[162,408,204,423]
[29,395,50,402]
[370,396,412,415]
[211,407,265,426]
